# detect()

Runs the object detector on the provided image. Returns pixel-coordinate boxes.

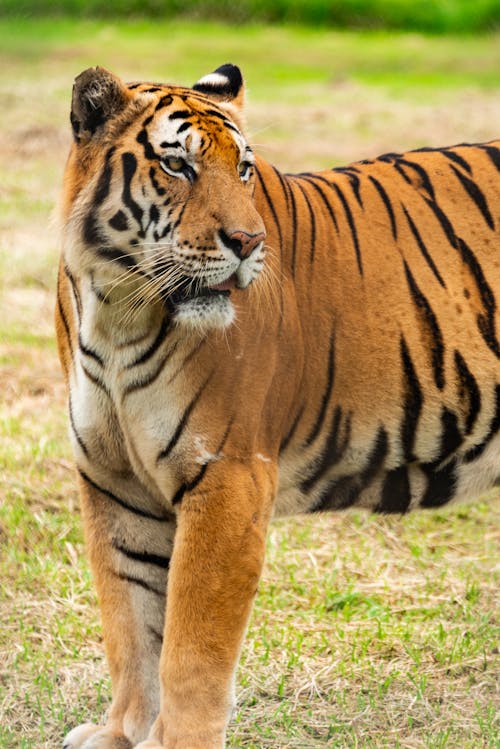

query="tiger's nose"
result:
[219,230,266,259]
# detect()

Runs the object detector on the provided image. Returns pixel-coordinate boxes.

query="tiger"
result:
[56,63,500,749]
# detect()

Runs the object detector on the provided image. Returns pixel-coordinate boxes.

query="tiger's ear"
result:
[71,66,131,143]
[192,64,245,111]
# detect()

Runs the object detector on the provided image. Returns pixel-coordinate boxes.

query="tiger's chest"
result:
[68,294,199,506]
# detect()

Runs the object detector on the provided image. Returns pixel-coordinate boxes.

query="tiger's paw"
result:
[134,742,163,749]
[63,723,133,749]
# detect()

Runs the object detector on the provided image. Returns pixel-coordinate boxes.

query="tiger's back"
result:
[256,144,500,516]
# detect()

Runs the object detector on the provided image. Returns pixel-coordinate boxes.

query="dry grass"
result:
[0,20,499,749]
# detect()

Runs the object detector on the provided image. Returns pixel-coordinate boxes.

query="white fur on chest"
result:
[69,280,190,503]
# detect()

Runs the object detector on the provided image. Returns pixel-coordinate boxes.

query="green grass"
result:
[2,0,500,33]
[0,18,499,749]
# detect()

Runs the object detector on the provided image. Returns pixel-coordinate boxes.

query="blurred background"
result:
[1,3,499,748]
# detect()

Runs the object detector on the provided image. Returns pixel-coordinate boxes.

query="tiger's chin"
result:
[173,292,236,333]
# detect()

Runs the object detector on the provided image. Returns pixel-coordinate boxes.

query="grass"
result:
[0,18,499,749]
[3,0,500,34]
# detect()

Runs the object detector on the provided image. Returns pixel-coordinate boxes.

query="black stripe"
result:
[159,139,181,149]
[304,331,335,446]
[78,468,170,521]
[122,350,170,395]
[464,384,500,463]
[311,426,388,511]
[81,362,111,397]
[337,427,389,510]
[457,238,500,358]
[123,338,204,397]
[403,261,445,390]
[148,625,164,643]
[368,175,397,240]
[301,406,351,494]
[336,165,361,174]
[423,196,459,250]
[149,166,166,197]
[450,164,494,230]
[117,328,152,348]
[172,462,209,506]
[331,182,363,275]
[398,158,435,200]
[379,152,405,163]
[113,540,170,569]
[255,167,283,248]
[136,126,157,160]
[117,572,166,597]
[352,427,389,501]
[418,196,499,361]
[83,147,115,245]
[271,166,291,212]
[56,281,74,361]
[287,178,298,275]
[393,160,413,187]
[172,417,234,506]
[126,316,170,369]
[402,205,446,288]
[96,246,137,270]
[171,200,188,232]
[149,203,160,227]
[295,180,317,262]
[400,335,423,462]
[156,372,213,463]
[155,94,173,110]
[480,144,500,171]
[204,108,231,121]
[374,466,411,514]
[300,176,339,233]
[441,148,472,174]
[420,458,457,508]
[435,407,463,464]
[64,264,82,320]
[280,403,306,453]
[454,350,481,435]
[224,121,241,135]
[165,339,206,385]
[109,210,130,232]
[78,334,104,367]
[169,110,191,120]
[122,340,180,397]
[122,152,144,233]
[68,397,89,458]
[346,173,363,208]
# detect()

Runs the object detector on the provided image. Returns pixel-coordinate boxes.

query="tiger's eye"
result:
[238,161,253,180]
[164,157,185,172]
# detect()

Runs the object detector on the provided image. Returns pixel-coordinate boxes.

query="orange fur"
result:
[57,66,500,749]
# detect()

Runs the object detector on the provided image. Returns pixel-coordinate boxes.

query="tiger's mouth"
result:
[168,273,238,307]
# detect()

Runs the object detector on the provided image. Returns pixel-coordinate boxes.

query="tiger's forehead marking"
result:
[148,110,203,157]
[146,93,248,160]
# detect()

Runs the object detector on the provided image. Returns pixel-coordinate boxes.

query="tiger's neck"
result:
[71,266,168,351]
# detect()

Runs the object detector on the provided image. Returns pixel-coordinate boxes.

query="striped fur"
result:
[57,66,500,749]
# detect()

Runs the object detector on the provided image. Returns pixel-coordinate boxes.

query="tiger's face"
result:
[62,65,266,331]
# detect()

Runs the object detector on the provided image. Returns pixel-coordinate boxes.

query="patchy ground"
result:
[0,21,499,749]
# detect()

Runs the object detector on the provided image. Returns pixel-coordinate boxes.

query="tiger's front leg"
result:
[136,459,275,749]
[63,472,176,749]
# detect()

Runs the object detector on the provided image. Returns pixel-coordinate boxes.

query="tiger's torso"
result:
[58,82,500,519]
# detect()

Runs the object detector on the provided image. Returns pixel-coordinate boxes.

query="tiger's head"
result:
[62,64,266,331]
